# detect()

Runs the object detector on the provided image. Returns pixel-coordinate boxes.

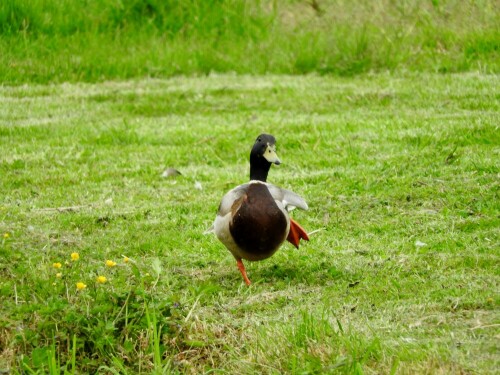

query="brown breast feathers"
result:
[229,183,288,257]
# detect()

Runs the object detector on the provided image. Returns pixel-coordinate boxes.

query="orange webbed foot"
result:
[286,218,309,249]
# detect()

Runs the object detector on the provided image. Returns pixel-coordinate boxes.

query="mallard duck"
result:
[211,134,309,285]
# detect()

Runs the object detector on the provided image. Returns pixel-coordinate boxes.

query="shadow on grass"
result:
[253,260,347,285]
[198,255,351,288]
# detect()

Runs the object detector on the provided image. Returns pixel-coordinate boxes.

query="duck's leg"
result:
[287,218,309,249]
[236,259,251,286]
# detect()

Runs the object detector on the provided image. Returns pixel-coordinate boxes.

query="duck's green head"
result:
[250,134,280,181]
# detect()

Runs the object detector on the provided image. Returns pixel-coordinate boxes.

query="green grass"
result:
[1,0,499,83]
[0,72,498,373]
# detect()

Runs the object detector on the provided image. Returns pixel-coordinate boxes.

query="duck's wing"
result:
[205,183,250,234]
[266,183,308,211]
[216,183,250,216]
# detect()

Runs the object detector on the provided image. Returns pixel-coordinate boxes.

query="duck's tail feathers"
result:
[204,224,215,235]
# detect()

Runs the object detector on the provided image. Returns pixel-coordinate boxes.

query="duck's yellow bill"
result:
[264,145,281,165]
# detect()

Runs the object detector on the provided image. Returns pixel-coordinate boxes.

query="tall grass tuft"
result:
[250,310,383,374]
[0,0,498,83]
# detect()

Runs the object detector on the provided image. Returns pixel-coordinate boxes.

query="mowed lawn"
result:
[0,73,498,373]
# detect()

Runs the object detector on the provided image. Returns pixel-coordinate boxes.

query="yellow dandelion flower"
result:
[56,273,62,278]
[3,233,10,238]
[123,256,130,263]
[76,282,87,290]
[70,252,80,261]
[105,260,117,267]
[96,276,107,284]
[53,262,62,269]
